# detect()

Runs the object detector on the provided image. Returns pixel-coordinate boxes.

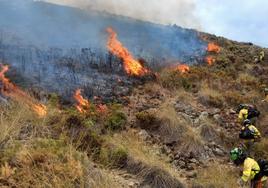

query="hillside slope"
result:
[0,0,207,101]
[0,29,268,188]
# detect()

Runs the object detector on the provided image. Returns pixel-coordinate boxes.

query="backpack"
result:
[239,126,255,139]
[257,159,268,177]
[247,108,260,119]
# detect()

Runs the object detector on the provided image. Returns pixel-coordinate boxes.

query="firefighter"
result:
[259,51,265,62]
[239,119,261,141]
[254,51,265,63]
[239,119,261,154]
[237,104,260,124]
[230,147,264,188]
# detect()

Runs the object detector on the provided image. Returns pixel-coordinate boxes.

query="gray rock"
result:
[138,130,150,141]
[200,111,209,118]
[213,148,225,156]
[185,171,197,178]
[186,164,195,171]
[177,112,193,125]
[174,160,186,168]
[189,158,198,164]
[229,109,236,114]
[209,108,221,115]
[128,181,138,187]
[161,145,172,155]
[213,114,224,126]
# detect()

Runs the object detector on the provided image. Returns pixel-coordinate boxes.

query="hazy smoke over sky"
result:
[42,0,201,29]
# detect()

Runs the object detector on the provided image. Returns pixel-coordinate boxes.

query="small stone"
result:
[213,114,224,126]
[229,109,236,114]
[189,158,198,164]
[185,171,197,178]
[128,182,135,187]
[176,160,186,168]
[213,148,225,156]
[186,163,195,171]
[138,129,150,141]
[211,108,221,115]
[161,145,172,155]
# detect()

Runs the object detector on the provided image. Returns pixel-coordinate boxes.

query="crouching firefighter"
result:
[230,147,267,188]
[237,104,260,124]
[239,119,261,153]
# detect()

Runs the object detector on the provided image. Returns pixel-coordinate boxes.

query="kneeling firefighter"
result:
[230,147,268,188]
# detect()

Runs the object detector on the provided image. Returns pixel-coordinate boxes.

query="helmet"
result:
[230,147,247,165]
[243,119,251,126]
[236,104,246,113]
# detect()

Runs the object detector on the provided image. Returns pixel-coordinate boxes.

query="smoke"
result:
[41,0,201,29]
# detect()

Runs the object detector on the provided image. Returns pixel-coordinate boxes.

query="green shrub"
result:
[48,93,60,107]
[136,111,160,131]
[100,146,128,168]
[105,111,127,131]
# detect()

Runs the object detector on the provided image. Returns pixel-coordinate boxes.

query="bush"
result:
[100,146,128,168]
[104,111,127,131]
[198,95,224,108]
[136,111,161,131]
[0,138,89,188]
[223,91,246,107]
[159,69,197,91]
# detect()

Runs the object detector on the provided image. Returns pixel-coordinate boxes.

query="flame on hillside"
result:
[207,43,220,53]
[0,65,47,117]
[74,89,90,113]
[106,27,149,76]
[96,104,108,114]
[205,56,216,65]
[176,64,190,73]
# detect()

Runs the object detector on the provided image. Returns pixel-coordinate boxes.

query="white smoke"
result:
[41,0,201,29]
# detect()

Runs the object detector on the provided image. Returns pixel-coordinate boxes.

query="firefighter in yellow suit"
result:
[237,104,260,124]
[230,147,266,188]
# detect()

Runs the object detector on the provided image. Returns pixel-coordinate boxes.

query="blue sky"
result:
[195,0,268,47]
[44,0,268,47]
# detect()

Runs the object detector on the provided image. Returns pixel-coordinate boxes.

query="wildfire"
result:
[74,89,90,113]
[207,43,220,53]
[205,56,216,65]
[176,64,190,73]
[96,104,108,114]
[0,65,47,117]
[106,27,149,76]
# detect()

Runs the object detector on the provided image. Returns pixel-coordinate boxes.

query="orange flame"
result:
[205,56,216,65]
[0,65,47,117]
[207,43,220,53]
[96,104,108,114]
[106,27,149,76]
[74,89,90,113]
[176,64,190,73]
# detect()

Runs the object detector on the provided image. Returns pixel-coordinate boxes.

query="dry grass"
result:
[0,102,122,188]
[253,138,268,159]
[237,73,259,87]
[198,83,224,108]
[0,103,46,149]
[194,162,239,188]
[104,130,185,187]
